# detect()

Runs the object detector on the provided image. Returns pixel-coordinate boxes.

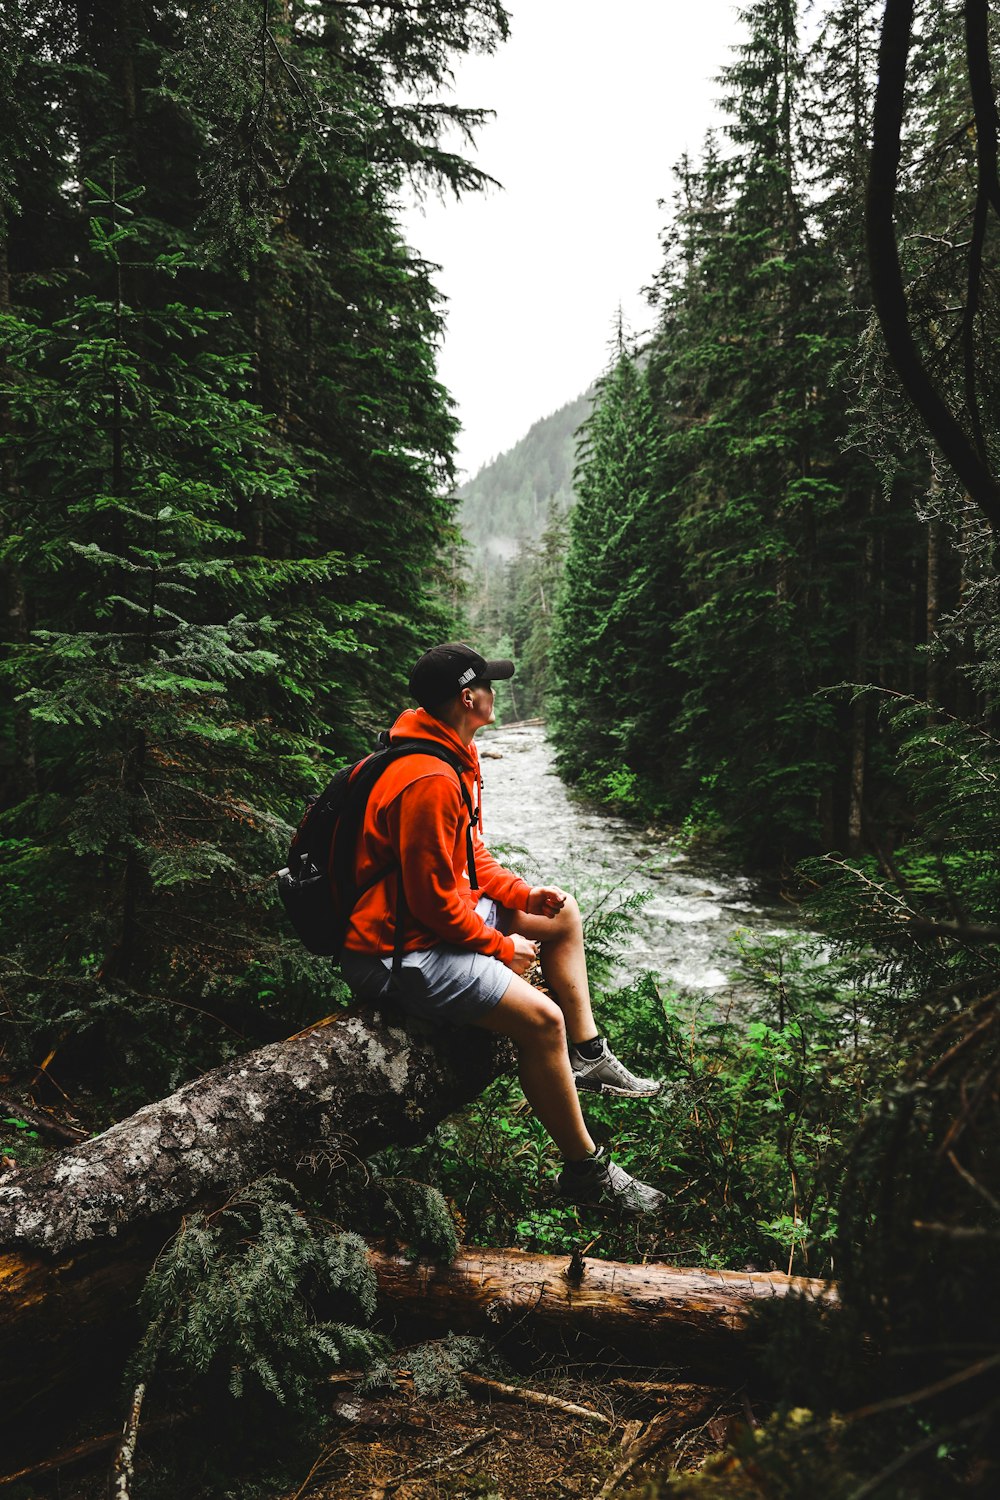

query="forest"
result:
[1,0,999,1497]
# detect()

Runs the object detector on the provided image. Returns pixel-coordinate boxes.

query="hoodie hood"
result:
[389,707,478,773]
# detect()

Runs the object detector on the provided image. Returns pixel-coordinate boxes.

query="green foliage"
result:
[582,934,893,1277]
[0,186,356,1092]
[405,1333,500,1401]
[537,0,952,865]
[551,336,669,787]
[0,1112,46,1171]
[0,1,508,1107]
[134,1178,386,1412]
[803,693,1000,1007]
[577,884,652,991]
[647,1405,883,1498]
[381,895,891,1277]
[369,1174,459,1264]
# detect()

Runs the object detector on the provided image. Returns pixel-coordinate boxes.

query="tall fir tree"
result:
[643,0,850,855]
[0,0,510,1103]
[550,332,665,799]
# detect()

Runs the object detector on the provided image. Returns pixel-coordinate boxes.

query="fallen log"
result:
[0,994,836,1451]
[0,1003,512,1417]
[369,1246,836,1365]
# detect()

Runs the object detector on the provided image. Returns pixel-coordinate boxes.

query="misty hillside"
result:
[458,386,593,558]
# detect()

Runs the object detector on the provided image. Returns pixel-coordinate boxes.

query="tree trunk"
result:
[848,523,875,856]
[0,1004,513,1414]
[369,1246,836,1366]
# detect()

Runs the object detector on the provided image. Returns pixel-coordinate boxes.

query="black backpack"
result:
[276,735,480,974]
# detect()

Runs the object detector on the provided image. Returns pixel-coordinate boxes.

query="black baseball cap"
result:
[408,641,515,709]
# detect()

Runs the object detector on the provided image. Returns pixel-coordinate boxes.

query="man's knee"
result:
[503,983,566,1048]
[551,893,583,941]
[564,892,583,928]
[533,994,567,1045]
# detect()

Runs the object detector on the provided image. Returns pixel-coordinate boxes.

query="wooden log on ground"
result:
[369,1246,836,1365]
[0,1004,512,1417]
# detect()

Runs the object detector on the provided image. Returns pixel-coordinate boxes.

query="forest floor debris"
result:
[3,1369,745,1499]
[273,1371,738,1500]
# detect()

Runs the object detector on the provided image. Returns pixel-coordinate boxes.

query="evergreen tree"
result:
[472,502,568,723]
[806,0,934,852]
[638,0,922,856]
[642,2,841,853]
[0,186,358,1092]
[0,1,511,1100]
[550,334,665,799]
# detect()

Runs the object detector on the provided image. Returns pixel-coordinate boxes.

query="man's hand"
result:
[508,933,538,975]
[526,885,568,919]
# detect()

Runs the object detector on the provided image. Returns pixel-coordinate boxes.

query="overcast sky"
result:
[398,0,743,481]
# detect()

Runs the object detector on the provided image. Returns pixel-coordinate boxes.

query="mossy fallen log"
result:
[0,1000,836,1441]
[0,1004,512,1418]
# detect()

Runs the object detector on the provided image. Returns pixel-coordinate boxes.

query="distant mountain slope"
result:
[458,387,593,557]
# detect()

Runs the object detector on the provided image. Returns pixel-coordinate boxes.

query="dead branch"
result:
[459,1370,612,1426]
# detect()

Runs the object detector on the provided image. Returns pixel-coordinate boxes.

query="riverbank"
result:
[479,722,799,995]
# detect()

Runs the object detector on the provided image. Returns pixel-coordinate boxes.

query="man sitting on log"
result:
[340,642,664,1216]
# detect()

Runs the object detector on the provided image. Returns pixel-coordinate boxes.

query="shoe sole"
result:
[574,1079,662,1098]
[557,1193,664,1218]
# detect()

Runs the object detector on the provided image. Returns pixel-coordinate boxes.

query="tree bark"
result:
[0,1003,513,1413]
[368,1246,836,1366]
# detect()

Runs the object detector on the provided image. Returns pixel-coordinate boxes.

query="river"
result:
[478,722,797,996]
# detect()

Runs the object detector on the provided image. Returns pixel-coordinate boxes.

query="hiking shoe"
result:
[557,1147,665,1217]
[570,1039,662,1098]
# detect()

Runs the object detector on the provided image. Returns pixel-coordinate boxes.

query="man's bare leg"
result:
[470,972,595,1160]
[508,896,596,1045]
[471,970,665,1214]
[509,896,663,1099]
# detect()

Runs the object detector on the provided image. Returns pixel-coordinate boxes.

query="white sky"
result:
[398,0,743,481]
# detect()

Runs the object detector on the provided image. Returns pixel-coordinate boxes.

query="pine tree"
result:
[550,332,665,800]
[806,0,935,851]
[0,2,511,1099]
[645,0,895,855]
[0,183,361,1090]
[169,1,511,734]
[473,502,568,722]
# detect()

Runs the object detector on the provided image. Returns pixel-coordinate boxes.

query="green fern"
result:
[406,1334,501,1401]
[133,1178,386,1413]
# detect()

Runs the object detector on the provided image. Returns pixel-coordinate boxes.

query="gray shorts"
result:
[340,895,515,1025]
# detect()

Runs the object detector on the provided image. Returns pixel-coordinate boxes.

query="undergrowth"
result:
[380,912,897,1277]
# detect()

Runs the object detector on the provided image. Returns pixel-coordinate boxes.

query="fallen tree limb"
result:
[0,1095,88,1145]
[459,1371,612,1426]
[369,1246,836,1363]
[0,1003,512,1417]
[0,1407,192,1492]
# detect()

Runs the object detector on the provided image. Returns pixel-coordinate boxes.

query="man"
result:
[340,642,664,1215]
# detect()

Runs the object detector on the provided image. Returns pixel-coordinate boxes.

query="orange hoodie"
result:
[342,708,532,965]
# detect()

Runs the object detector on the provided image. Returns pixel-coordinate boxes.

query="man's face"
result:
[468,680,495,729]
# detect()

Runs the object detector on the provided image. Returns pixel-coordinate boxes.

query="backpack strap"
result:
[383,740,480,982]
[334,738,480,981]
[389,739,480,892]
